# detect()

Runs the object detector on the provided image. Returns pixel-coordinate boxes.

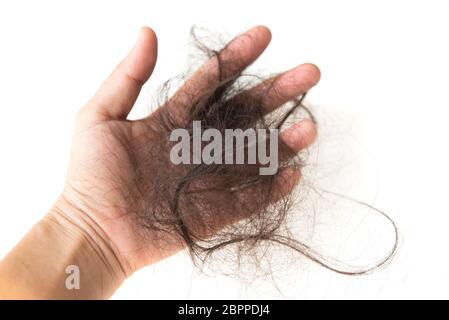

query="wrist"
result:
[0,195,127,299]
[43,195,128,298]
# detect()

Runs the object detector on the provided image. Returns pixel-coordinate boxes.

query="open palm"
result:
[58,26,321,276]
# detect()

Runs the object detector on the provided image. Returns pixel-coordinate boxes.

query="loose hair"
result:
[133,27,398,276]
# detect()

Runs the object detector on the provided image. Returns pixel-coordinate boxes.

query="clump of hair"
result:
[133,27,398,275]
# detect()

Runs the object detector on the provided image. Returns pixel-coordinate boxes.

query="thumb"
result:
[83,27,158,122]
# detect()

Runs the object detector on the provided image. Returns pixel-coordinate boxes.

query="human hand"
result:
[51,25,321,282]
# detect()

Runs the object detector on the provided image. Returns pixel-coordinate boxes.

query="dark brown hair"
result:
[134,28,398,276]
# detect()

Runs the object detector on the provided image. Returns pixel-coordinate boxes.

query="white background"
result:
[0,0,448,299]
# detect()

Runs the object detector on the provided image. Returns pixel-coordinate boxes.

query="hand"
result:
[52,25,321,282]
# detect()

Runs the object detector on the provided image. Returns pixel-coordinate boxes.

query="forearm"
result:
[0,197,126,299]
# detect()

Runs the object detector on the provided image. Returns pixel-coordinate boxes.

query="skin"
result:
[0,25,320,299]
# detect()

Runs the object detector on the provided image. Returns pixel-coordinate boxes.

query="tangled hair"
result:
[135,28,398,275]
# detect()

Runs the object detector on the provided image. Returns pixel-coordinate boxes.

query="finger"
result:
[236,166,301,220]
[158,25,272,124]
[280,119,317,152]
[274,165,301,196]
[83,27,158,122]
[203,165,301,236]
[247,63,321,114]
